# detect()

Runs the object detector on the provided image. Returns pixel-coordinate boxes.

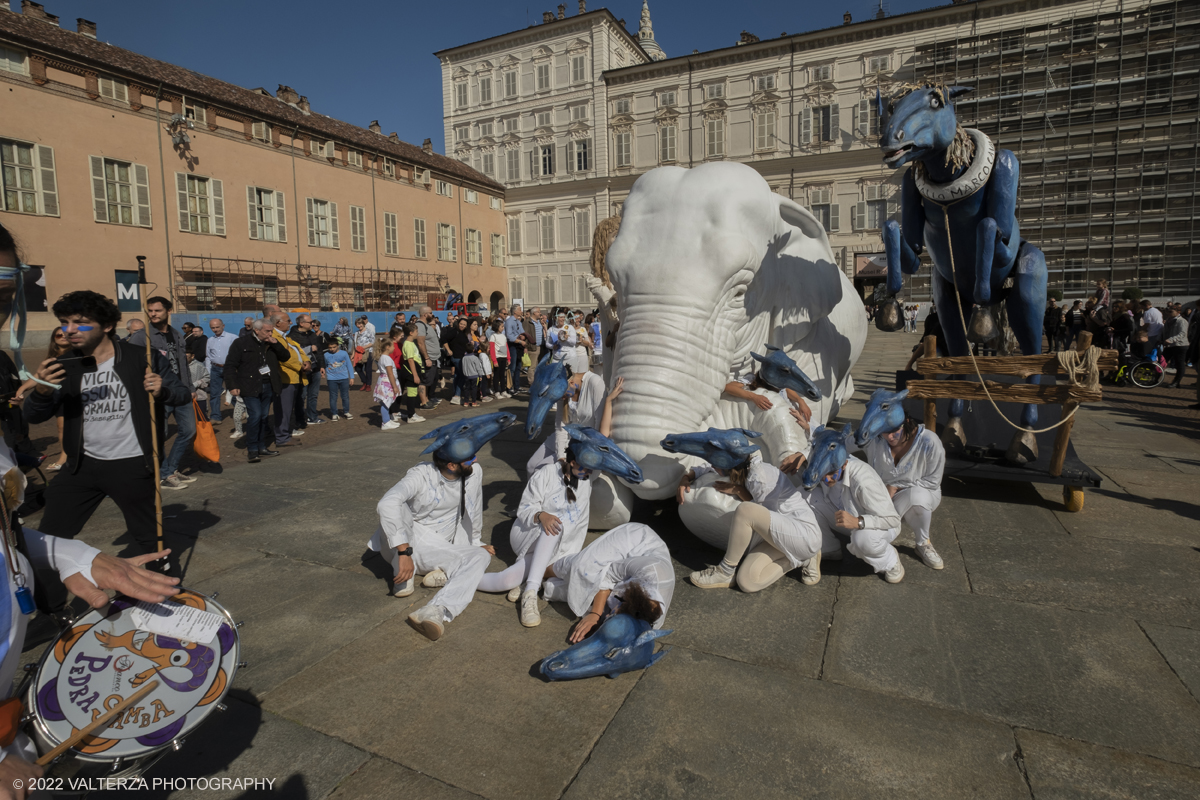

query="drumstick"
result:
[36,680,160,766]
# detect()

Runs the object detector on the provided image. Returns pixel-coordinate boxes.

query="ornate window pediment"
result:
[610,117,633,132]
[454,143,470,158]
[474,60,494,74]
[501,54,520,68]
[654,107,680,125]
[701,98,728,115]
[568,120,592,136]
[566,38,589,54]
[452,66,470,79]
[479,135,497,147]
[533,46,553,61]
[750,91,781,110]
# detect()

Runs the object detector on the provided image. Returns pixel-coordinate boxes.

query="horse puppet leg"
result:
[1002,241,1049,464]
[876,220,921,332]
[932,270,973,451]
[968,217,1020,344]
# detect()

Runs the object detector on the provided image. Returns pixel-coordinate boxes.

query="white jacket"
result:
[863,425,945,492]
[811,455,901,531]
[511,462,593,559]
[557,523,675,630]
[552,371,608,461]
[371,462,483,551]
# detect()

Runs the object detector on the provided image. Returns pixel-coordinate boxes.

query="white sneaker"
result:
[883,560,906,584]
[229,430,242,439]
[393,575,414,597]
[381,420,402,430]
[172,471,197,483]
[506,586,522,603]
[343,413,354,420]
[408,605,445,641]
[330,414,340,421]
[408,415,427,423]
[801,550,822,586]
[519,590,541,627]
[292,429,306,437]
[482,396,494,403]
[450,396,462,405]
[689,564,733,589]
[422,568,448,588]
[915,543,944,570]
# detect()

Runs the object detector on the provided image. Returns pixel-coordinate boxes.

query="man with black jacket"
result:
[225,318,291,462]
[26,291,190,570]
[288,314,323,426]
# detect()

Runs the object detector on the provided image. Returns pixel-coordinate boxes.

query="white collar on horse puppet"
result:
[913,128,996,205]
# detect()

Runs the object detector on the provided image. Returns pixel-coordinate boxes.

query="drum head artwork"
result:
[29,590,239,761]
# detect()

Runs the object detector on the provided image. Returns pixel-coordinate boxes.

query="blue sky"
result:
[32,0,936,152]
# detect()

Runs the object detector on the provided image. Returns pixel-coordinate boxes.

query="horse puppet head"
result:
[750,344,822,401]
[540,614,672,681]
[801,423,855,490]
[855,388,908,447]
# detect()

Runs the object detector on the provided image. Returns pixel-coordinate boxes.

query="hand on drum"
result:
[0,754,43,800]
[64,550,180,609]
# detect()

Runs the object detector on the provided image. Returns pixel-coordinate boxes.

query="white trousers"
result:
[379,534,490,622]
[891,486,941,547]
[808,492,900,573]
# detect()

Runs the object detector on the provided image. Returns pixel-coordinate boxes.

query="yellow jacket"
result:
[272,329,309,385]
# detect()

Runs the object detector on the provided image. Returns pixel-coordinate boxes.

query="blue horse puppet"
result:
[659,428,762,470]
[750,344,822,402]
[525,354,571,440]
[540,614,672,680]
[801,424,855,491]
[855,388,908,447]
[565,424,644,484]
[420,411,518,462]
[878,84,1047,463]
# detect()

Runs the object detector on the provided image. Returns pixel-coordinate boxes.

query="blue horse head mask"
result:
[750,345,822,402]
[564,424,643,484]
[855,388,908,447]
[801,424,855,490]
[540,614,672,681]
[881,84,974,170]
[420,411,517,463]
[525,354,571,440]
[659,427,762,471]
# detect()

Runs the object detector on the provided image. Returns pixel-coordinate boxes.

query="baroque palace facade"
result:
[438,0,1199,305]
[0,1,506,328]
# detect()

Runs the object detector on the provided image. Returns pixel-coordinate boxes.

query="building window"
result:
[384,211,398,256]
[466,228,483,264]
[347,150,363,167]
[504,71,518,98]
[571,139,590,172]
[614,98,631,115]
[504,117,519,133]
[571,105,588,121]
[383,158,396,178]
[542,275,556,305]
[349,205,367,252]
[538,145,554,177]
[251,122,270,142]
[89,157,149,227]
[305,198,338,248]
[482,152,494,176]
[755,75,776,92]
[184,101,206,126]
[536,63,551,90]
[571,54,587,83]
[573,208,591,249]
[2,140,57,217]
[856,184,891,231]
[479,76,493,104]
[506,149,520,181]
[507,216,521,254]
[539,213,554,252]
[312,140,333,158]
[868,55,889,73]
[536,111,552,128]
[802,105,839,144]
[491,233,505,267]
[0,44,27,75]
[705,83,724,100]
[263,278,278,306]
[176,173,224,235]
[465,189,478,204]
[659,90,676,107]
[510,279,523,302]
[247,186,286,242]
[858,99,881,137]
[812,64,833,82]
[810,188,838,233]
[436,180,453,197]
[479,122,493,138]
[455,82,468,108]
[705,118,725,158]
[615,131,631,167]
[490,196,501,210]
[437,223,457,261]
[659,125,677,162]
[455,126,470,143]
[755,111,776,151]
[414,218,427,258]
[98,74,128,102]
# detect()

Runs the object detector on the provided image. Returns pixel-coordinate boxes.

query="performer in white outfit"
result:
[862,418,946,570]
[542,522,675,644]
[806,454,904,583]
[546,311,577,364]
[684,451,822,592]
[569,312,593,374]
[525,374,621,476]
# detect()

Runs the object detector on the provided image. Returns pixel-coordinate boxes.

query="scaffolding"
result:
[909,0,1199,299]
[172,254,450,313]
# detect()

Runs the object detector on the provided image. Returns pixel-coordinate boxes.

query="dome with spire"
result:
[637,0,666,61]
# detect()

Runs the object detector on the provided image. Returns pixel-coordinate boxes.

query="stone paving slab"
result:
[565,647,1030,799]
[1031,481,1200,549]
[957,524,1200,627]
[1140,622,1200,702]
[823,579,1200,766]
[1017,729,1200,800]
[327,757,482,800]
[263,604,637,800]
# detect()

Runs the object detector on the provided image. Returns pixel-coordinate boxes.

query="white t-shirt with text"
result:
[81,358,143,461]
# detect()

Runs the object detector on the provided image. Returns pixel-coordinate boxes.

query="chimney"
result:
[276,85,300,104]
[738,31,760,46]
[22,2,58,25]
[389,132,399,143]
[297,96,310,113]
[422,138,433,154]
[369,120,382,134]
[542,11,553,23]
[618,18,625,28]
[557,3,565,19]
[843,12,852,24]
[76,18,96,37]
[578,0,586,13]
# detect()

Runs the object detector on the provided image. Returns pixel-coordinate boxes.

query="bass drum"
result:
[24,589,240,789]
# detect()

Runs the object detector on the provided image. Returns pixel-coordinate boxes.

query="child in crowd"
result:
[398,323,426,424]
[373,337,404,430]
[186,352,210,406]
[322,338,354,421]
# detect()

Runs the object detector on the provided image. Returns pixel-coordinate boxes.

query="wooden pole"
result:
[37,681,160,765]
[922,335,937,431]
[137,257,164,552]
[1048,331,1092,477]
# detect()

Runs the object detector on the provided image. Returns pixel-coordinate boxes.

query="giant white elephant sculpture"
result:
[588,162,868,544]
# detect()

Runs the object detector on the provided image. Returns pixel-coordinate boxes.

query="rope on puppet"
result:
[0,262,55,389]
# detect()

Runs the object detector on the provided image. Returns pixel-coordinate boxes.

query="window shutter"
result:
[329,202,340,248]
[176,173,189,231]
[830,104,840,141]
[855,201,866,231]
[830,203,839,232]
[566,140,574,173]
[801,107,811,146]
[90,156,107,222]
[133,163,150,227]
[276,191,287,242]
[34,145,58,217]
[858,99,869,136]
[527,149,535,179]
[306,198,316,246]
[211,178,225,236]
[247,186,259,240]
[449,224,456,261]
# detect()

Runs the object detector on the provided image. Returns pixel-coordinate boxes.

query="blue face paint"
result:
[76,325,94,331]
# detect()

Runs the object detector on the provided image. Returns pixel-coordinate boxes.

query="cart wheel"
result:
[1062,485,1084,512]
